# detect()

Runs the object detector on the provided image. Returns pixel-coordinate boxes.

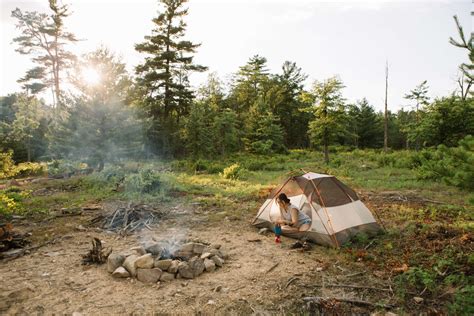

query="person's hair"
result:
[278,193,291,204]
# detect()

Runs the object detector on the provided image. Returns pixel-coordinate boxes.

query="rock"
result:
[179,243,194,253]
[123,255,139,277]
[154,259,173,271]
[204,247,224,258]
[135,254,154,269]
[168,260,180,273]
[207,300,216,305]
[193,243,205,255]
[211,244,221,249]
[211,256,224,267]
[136,268,162,283]
[160,272,175,282]
[413,297,424,304]
[189,256,205,277]
[145,243,162,256]
[204,258,216,272]
[112,267,130,278]
[107,253,126,273]
[178,262,194,279]
[200,252,212,259]
[130,246,146,256]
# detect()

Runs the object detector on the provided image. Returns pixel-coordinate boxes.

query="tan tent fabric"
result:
[252,172,381,247]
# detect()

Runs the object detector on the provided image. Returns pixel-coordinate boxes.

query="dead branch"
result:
[81,238,111,265]
[303,296,395,309]
[266,262,280,274]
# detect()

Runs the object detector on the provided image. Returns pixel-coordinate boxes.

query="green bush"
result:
[221,163,247,180]
[0,151,16,179]
[124,167,161,194]
[0,187,29,215]
[13,162,47,178]
[417,136,474,190]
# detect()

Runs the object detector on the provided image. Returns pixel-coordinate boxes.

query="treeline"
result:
[0,0,473,168]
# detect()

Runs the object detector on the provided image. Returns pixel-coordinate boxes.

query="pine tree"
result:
[349,98,383,148]
[213,108,240,155]
[449,15,473,99]
[308,77,346,163]
[230,55,270,113]
[404,80,430,150]
[243,99,285,154]
[135,0,206,155]
[11,0,77,108]
[7,94,42,162]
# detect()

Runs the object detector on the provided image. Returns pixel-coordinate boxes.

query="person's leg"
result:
[281,225,298,232]
[298,223,311,231]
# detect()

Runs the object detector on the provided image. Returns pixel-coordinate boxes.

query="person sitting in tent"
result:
[275,193,311,232]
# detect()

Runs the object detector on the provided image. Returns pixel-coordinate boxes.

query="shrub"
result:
[124,167,161,194]
[0,187,29,215]
[221,163,247,180]
[13,162,47,178]
[417,136,474,190]
[0,151,16,179]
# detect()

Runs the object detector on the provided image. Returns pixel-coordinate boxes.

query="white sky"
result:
[0,0,472,111]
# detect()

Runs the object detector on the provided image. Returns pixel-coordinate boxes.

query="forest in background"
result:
[0,0,473,191]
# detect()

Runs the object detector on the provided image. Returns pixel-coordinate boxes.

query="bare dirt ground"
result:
[1,198,409,315]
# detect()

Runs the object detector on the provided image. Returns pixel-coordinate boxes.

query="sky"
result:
[0,0,472,111]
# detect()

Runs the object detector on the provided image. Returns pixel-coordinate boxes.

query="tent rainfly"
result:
[252,172,381,247]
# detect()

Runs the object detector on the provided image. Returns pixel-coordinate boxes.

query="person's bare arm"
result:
[290,208,299,226]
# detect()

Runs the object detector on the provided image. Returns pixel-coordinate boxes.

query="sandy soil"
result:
[1,201,393,315]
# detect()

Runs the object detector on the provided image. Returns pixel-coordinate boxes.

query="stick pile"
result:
[91,203,165,235]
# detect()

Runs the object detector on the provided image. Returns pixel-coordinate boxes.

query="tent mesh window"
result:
[315,179,352,207]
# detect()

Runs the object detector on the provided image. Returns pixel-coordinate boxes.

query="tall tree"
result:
[348,98,383,148]
[11,0,77,108]
[404,80,430,150]
[50,48,143,170]
[272,61,310,148]
[5,94,43,162]
[230,55,270,113]
[135,0,206,155]
[449,15,473,99]
[384,61,389,152]
[308,77,346,163]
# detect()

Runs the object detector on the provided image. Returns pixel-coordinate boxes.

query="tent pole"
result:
[309,179,340,248]
[251,176,294,225]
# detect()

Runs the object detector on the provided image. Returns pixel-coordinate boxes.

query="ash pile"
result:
[91,203,166,235]
[107,241,226,283]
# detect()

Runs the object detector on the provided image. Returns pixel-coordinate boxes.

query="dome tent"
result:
[252,172,381,247]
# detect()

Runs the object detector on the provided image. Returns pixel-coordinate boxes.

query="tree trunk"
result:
[384,61,389,152]
[27,138,31,162]
[323,131,329,164]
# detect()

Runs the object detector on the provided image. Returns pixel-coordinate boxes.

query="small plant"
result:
[221,163,241,180]
[0,151,16,179]
[124,167,162,194]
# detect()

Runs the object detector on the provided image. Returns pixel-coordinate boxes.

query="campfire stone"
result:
[154,259,172,271]
[135,254,154,269]
[137,268,162,283]
[131,246,146,256]
[112,266,130,278]
[204,258,216,272]
[189,257,205,277]
[211,256,224,267]
[168,260,180,273]
[107,253,126,273]
[160,272,175,282]
[123,255,139,277]
[178,262,194,279]
[179,243,194,253]
[145,243,162,256]
[211,244,221,249]
[192,243,205,255]
[200,252,212,259]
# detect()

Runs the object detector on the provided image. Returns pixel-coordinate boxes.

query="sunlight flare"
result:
[81,66,101,85]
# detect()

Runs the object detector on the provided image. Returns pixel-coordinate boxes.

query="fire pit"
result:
[107,240,226,283]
